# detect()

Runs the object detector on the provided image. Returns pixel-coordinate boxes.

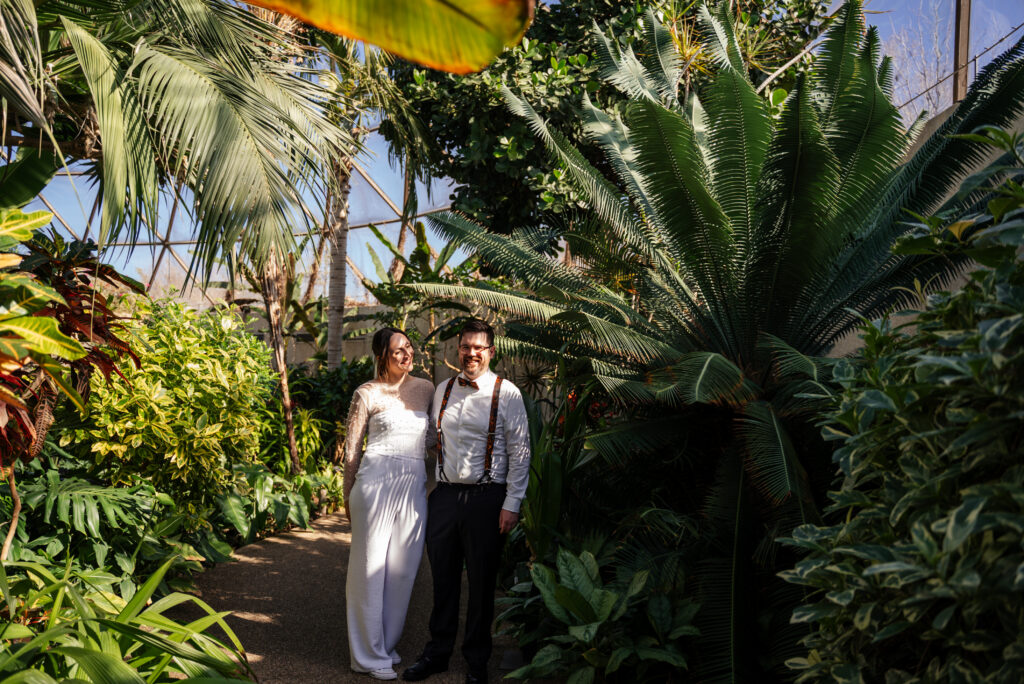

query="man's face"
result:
[458,331,494,381]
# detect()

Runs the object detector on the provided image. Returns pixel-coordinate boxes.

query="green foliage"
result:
[0,558,254,682]
[386,0,829,232]
[503,547,699,683]
[213,462,338,545]
[58,299,274,520]
[421,3,1024,679]
[1,0,348,275]
[257,404,326,476]
[0,455,202,599]
[781,133,1024,683]
[1,212,141,459]
[286,357,375,457]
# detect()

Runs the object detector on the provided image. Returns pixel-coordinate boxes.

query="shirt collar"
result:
[458,369,495,390]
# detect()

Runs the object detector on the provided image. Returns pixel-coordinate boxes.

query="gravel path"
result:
[186,511,521,683]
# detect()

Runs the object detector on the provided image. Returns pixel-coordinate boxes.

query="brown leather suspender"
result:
[437,376,503,483]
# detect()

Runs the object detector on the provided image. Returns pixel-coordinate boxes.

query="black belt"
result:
[436,481,504,488]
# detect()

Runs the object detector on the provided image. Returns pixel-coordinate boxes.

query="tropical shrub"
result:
[58,299,275,522]
[1,211,143,559]
[285,355,374,462]
[0,452,204,598]
[389,0,829,232]
[0,558,253,682]
[504,548,699,682]
[414,2,1024,678]
[781,130,1024,683]
[213,461,343,546]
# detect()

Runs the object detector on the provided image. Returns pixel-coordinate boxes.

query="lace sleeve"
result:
[343,388,370,505]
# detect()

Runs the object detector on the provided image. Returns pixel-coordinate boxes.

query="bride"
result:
[343,327,434,680]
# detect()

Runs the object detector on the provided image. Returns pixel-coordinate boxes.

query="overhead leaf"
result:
[246,0,535,74]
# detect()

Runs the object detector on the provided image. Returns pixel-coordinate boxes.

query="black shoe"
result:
[402,656,448,681]
[465,671,487,684]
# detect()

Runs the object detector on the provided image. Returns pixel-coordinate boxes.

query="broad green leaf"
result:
[0,316,85,360]
[0,670,60,683]
[0,148,60,210]
[566,665,596,684]
[531,563,571,624]
[554,585,597,623]
[0,273,66,314]
[556,548,595,598]
[248,0,535,74]
[0,209,51,243]
[217,493,251,538]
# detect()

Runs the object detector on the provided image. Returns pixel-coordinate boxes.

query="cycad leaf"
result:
[740,401,812,519]
[811,0,865,129]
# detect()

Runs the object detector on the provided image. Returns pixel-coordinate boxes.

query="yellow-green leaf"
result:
[946,220,974,240]
[248,0,535,74]
[0,384,28,410]
[0,316,86,360]
[0,208,52,243]
[0,273,66,314]
[0,254,22,269]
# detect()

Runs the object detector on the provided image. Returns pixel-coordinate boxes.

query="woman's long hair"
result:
[372,327,410,381]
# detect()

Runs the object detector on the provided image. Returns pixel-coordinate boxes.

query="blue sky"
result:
[23,0,1024,305]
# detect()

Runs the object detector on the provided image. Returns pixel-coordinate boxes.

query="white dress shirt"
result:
[432,370,532,513]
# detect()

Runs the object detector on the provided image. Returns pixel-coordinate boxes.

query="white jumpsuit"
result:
[343,375,435,674]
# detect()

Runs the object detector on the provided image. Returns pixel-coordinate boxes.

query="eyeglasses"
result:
[458,344,492,353]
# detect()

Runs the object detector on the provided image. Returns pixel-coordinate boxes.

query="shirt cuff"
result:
[502,496,522,514]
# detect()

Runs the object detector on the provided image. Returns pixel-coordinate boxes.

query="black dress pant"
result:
[422,481,506,671]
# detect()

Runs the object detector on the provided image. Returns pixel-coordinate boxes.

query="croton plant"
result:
[0,208,142,558]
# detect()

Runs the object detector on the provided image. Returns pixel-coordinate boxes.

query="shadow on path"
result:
[183,512,520,683]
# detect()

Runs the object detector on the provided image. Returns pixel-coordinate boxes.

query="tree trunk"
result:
[327,157,354,371]
[261,252,301,475]
[390,162,414,282]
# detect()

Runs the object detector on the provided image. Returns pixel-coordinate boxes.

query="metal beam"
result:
[953,0,971,102]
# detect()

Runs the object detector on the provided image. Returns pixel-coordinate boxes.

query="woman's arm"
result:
[342,388,370,516]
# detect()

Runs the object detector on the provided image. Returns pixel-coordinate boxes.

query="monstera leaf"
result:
[247,0,534,73]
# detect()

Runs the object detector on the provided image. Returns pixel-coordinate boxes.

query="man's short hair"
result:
[459,318,494,347]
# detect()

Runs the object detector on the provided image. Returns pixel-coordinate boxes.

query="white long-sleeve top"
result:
[343,375,436,505]
[432,370,532,513]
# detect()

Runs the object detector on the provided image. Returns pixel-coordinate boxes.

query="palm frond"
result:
[503,86,663,267]
[62,17,158,245]
[583,417,685,470]
[752,74,840,347]
[739,401,813,517]
[698,3,772,254]
[810,0,864,130]
[406,282,567,322]
[592,19,675,109]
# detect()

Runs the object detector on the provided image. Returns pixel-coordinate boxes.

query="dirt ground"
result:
[184,511,524,683]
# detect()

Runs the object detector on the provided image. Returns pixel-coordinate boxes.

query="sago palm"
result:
[413,1,1024,679]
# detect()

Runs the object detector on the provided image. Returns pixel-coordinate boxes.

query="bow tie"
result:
[457,377,479,390]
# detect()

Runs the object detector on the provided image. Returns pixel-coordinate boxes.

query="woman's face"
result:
[384,333,414,379]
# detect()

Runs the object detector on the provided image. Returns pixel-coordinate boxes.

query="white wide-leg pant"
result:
[346,453,427,673]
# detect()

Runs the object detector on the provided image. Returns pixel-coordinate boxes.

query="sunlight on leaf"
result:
[247,0,535,73]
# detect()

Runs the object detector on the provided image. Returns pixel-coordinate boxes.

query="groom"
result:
[403,319,532,684]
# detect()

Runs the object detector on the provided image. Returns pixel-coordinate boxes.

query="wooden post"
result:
[953,0,971,103]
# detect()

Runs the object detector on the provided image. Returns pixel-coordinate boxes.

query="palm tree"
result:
[1,0,348,269]
[412,1,1024,679]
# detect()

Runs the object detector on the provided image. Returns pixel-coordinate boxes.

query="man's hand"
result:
[499,508,519,534]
